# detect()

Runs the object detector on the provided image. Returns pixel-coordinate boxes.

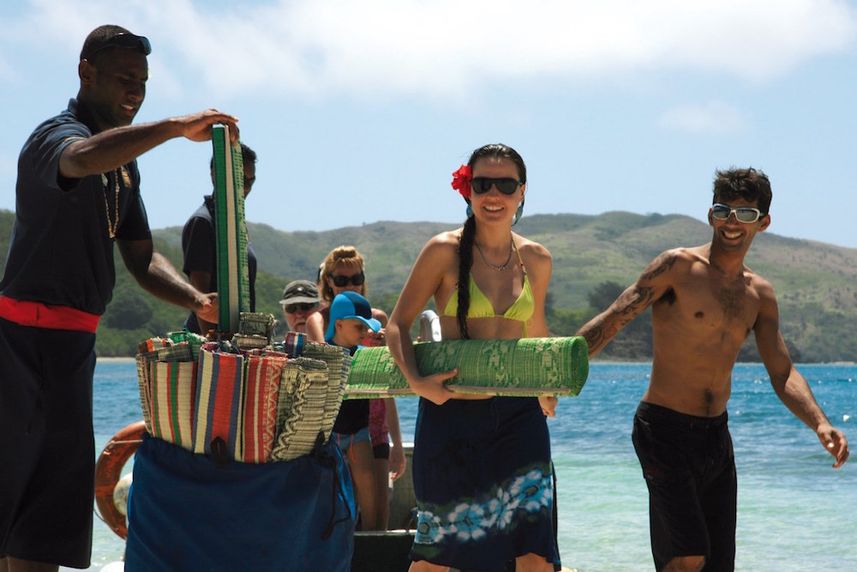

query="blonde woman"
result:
[309,246,406,530]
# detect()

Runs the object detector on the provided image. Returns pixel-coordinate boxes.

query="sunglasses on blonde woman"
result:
[330,272,365,287]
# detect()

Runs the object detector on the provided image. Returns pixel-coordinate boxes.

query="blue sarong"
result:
[125,434,354,571]
[411,397,561,571]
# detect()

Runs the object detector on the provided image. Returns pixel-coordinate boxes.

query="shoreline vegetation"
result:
[2,209,855,361]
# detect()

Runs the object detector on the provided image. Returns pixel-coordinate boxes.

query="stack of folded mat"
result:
[136,331,351,464]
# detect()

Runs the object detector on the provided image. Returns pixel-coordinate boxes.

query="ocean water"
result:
[82,361,856,571]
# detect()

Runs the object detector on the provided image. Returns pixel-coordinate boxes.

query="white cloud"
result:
[7,0,857,100]
[658,101,747,135]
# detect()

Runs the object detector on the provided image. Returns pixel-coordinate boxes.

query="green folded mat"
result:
[211,124,249,334]
[345,336,588,398]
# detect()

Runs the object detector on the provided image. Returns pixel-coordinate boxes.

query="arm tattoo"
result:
[641,252,677,281]
[582,324,605,353]
[620,286,653,315]
[582,286,654,356]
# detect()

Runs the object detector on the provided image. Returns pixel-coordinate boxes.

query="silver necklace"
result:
[475,239,514,271]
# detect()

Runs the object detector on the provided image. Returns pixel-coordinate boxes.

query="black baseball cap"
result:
[280,280,320,305]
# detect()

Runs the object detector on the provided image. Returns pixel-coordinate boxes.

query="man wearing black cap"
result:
[0,25,238,571]
[279,279,323,337]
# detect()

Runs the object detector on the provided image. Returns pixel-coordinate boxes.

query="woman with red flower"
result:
[386,144,560,571]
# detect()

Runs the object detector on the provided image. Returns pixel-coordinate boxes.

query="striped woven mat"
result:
[346,336,589,398]
[212,124,249,334]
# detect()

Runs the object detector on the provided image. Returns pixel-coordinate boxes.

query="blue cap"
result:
[325,291,382,342]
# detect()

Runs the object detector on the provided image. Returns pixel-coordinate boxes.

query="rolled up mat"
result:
[242,351,287,463]
[346,336,589,398]
[211,124,249,334]
[302,343,352,439]
[149,361,197,452]
[271,358,330,462]
[192,345,245,461]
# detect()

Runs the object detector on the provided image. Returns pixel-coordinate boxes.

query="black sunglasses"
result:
[284,302,317,313]
[471,177,522,195]
[83,33,152,60]
[330,272,365,287]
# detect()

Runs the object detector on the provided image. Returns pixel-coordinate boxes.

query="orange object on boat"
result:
[95,420,146,539]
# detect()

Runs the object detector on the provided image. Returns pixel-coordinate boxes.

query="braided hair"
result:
[455,144,527,339]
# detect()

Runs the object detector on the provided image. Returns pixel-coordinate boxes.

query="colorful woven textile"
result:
[346,337,589,398]
[138,337,171,354]
[271,357,331,462]
[302,343,352,438]
[193,346,245,461]
[231,333,268,350]
[212,125,249,333]
[239,312,275,339]
[135,338,202,436]
[154,343,193,363]
[135,353,155,433]
[282,331,305,357]
[149,361,197,451]
[166,331,207,360]
[242,351,287,463]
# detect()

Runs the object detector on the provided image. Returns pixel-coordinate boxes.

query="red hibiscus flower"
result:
[451,164,472,199]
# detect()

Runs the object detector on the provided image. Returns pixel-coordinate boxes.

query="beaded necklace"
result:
[101,167,123,239]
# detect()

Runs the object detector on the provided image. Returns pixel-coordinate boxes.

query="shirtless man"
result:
[576,167,849,572]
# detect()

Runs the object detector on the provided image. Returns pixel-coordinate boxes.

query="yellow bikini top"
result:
[441,240,535,333]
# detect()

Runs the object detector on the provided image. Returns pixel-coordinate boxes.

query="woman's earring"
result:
[466,203,473,218]
[513,201,524,226]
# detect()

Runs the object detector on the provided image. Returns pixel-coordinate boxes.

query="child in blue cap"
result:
[326,291,383,531]
[325,291,382,346]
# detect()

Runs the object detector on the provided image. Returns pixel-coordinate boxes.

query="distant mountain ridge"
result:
[2,209,855,361]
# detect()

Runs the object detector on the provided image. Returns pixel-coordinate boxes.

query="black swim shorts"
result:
[0,317,96,568]
[632,402,737,572]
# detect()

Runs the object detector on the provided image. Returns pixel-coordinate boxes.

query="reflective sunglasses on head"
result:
[82,33,152,60]
[283,302,317,314]
[330,272,365,287]
[711,203,764,223]
[471,177,522,195]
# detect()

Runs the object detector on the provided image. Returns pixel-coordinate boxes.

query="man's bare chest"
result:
[656,279,760,335]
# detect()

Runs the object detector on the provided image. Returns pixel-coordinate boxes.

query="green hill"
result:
[2,209,856,361]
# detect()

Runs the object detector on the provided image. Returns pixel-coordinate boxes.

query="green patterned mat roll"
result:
[346,336,588,398]
[212,124,249,333]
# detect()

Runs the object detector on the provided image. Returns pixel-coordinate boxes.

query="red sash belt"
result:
[0,295,100,333]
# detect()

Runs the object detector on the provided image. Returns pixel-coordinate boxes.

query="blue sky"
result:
[1,0,856,248]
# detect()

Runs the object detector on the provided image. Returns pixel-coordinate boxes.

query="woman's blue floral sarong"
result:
[411,397,560,571]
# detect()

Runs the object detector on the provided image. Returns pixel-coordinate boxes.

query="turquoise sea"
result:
[81,361,856,571]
